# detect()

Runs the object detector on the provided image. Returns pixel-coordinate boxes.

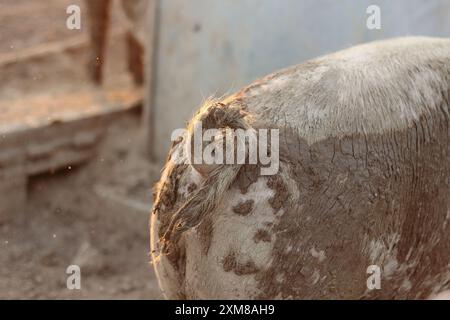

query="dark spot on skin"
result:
[197,217,213,255]
[187,183,197,193]
[232,199,254,215]
[235,260,259,276]
[222,252,259,275]
[253,229,271,243]
[234,164,259,194]
[222,253,235,272]
[266,175,289,213]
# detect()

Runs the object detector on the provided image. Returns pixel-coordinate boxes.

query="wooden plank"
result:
[0,29,124,67]
[0,86,142,219]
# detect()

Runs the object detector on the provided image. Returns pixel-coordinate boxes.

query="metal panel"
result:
[147,0,450,159]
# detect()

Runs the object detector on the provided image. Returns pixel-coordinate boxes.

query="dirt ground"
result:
[0,113,163,299]
[0,1,165,299]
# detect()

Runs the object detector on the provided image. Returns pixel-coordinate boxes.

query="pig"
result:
[150,37,450,299]
[84,0,148,85]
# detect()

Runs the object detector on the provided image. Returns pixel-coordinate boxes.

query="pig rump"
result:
[151,37,450,299]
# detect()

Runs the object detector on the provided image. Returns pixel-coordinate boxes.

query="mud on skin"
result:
[150,37,450,299]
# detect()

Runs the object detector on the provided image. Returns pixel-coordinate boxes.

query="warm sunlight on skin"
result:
[431,290,450,300]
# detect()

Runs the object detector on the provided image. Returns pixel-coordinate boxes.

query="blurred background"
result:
[1,0,450,299]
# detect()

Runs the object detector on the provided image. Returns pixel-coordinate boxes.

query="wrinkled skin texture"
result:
[150,37,450,299]
[84,0,147,85]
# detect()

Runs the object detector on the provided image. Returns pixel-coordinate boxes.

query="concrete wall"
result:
[145,0,450,160]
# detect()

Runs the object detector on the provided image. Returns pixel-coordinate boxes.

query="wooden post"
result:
[142,0,160,162]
